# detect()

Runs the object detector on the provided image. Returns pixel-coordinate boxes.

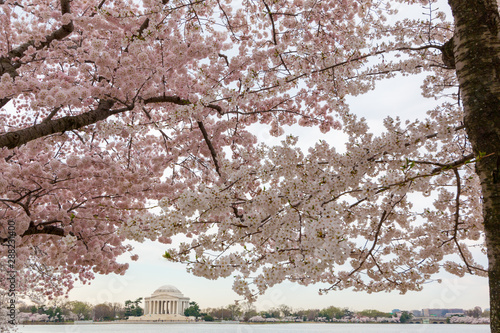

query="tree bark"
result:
[448,0,500,331]
[0,100,116,149]
[0,96,223,150]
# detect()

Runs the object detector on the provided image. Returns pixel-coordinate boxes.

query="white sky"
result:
[67,73,490,313]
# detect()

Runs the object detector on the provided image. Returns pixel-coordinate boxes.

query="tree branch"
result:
[1,93,225,149]
[8,0,73,60]
[197,120,221,176]
[247,44,445,94]
[440,169,487,273]
[143,95,223,114]
[21,221,65,237]
[41,106,62,124]
[0,100,116,149]
[262,0,278,46]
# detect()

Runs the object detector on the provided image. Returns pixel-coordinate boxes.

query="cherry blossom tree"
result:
[0,0,499,331]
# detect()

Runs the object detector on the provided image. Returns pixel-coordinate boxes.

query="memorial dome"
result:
[152,285,184,297]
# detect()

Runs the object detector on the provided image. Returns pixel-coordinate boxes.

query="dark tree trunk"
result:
[448,0,500,332]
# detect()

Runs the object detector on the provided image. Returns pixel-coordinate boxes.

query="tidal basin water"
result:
[16,323,490,333]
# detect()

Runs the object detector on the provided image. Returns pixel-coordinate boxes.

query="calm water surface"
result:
[16,323,490,333]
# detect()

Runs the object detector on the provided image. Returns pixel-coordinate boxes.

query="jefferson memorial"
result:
[128,285,192,321]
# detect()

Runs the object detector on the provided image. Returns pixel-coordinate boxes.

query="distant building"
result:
[412,310,422,317]
[446,309,465,316]
[128,285,192,322]
[421,308,464,317]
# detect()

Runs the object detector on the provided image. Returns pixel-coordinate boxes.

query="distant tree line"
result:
[191,303,384,322]
[186,302,489,324]
[18,298,144,322]
[17,298,489,324]
[184,302,383,322]
[464,306,490,319]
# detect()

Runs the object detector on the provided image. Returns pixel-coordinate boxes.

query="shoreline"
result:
[17,321,490,326]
